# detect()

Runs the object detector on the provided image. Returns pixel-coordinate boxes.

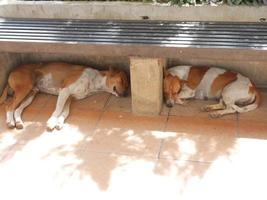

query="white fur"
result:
[177,84,195,99]
[168,66,191,80]
[69,68,107,99]
[14,89,38,128]
[195,68,226,99]
[46,87,70,130]
[221,74,255,110]
[6,111,14,127]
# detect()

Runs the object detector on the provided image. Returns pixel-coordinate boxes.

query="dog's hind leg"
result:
[201,99,226,112]
[5,68,35,128]
[55,98,71,130]
[0,85,8,104]
[208,96,236,118]
[47,88,70,131]
[14,88,38,129]
[209,107,236,118]
[5,86,33,129]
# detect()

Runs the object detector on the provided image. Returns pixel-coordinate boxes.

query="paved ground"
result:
[0,90,267,200]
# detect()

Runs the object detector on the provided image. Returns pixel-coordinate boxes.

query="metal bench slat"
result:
[0,36,266,49]
[0,29,266,41]
[0,18,266,52]
[0,25,267,36]
[0,32,266,45]
[1,23,267,33]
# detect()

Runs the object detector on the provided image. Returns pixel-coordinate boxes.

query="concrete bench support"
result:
[130,57,166,115]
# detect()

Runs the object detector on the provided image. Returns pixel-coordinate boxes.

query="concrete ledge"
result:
[0,1,266,22]
[130,57,166,115]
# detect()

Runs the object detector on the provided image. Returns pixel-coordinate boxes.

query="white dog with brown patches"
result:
[164,66,260,118]
[0,62,129,130]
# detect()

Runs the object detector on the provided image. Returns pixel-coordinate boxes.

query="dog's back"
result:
[168,66,239,100]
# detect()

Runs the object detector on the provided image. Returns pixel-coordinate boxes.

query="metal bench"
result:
[0,18,266,57]
[0,18,266,115]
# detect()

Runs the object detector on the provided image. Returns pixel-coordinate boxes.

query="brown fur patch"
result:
[35,62,85,88]
[105,69,129,95]
[186,66,209,89]
[210,71,237,96]
[62,69,85,88]
[6,66,37,111]
[163,74,181,102]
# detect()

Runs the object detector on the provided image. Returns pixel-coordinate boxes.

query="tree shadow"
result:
[0,93,243,196]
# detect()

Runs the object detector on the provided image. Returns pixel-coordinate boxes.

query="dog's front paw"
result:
[15,121,24,129]
[201,106,212,112]
[209,111,222,118]
[55,118,64,130]
[7,121,15,129]
[175,99,188,106]
[47,117,58,131]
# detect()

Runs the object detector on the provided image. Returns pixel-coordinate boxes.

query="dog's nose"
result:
[166,102,173,108]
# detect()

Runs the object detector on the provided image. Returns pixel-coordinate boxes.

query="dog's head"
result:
[105,67,129,97]
[163,73,182,108]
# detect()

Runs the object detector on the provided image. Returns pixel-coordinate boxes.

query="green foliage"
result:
[227,0,265,5]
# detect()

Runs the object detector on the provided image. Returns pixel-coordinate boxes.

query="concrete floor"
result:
[0,90,267,200]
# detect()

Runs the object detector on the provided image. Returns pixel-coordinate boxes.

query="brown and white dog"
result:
[164,66,261,117]
[0,62,129,130]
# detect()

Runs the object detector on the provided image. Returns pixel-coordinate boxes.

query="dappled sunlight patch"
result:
[176,137,197,160]
[150,130,177,139]
[0,132,18,151]
[228,138,267,163]
[122,130,147,151]
[160,129,236,162]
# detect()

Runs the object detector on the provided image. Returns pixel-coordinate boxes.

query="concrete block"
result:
[130,57,166,115]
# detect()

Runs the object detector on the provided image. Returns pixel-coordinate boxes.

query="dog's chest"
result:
[69,69,102,99]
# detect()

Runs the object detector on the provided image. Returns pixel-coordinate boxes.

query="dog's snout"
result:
[166,99,174,108]
[166,102,173,108]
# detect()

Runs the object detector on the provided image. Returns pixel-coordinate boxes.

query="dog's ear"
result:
[163,67,169,77]
[109,66,117,74]
[180,79,187,85]
[109,66,120,76]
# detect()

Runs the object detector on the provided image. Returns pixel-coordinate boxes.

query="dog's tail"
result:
[231,87,261,113]
[0,84,8,104]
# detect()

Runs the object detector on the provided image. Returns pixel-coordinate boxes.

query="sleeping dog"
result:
[164,66,260,117]
[0,62,129,130]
